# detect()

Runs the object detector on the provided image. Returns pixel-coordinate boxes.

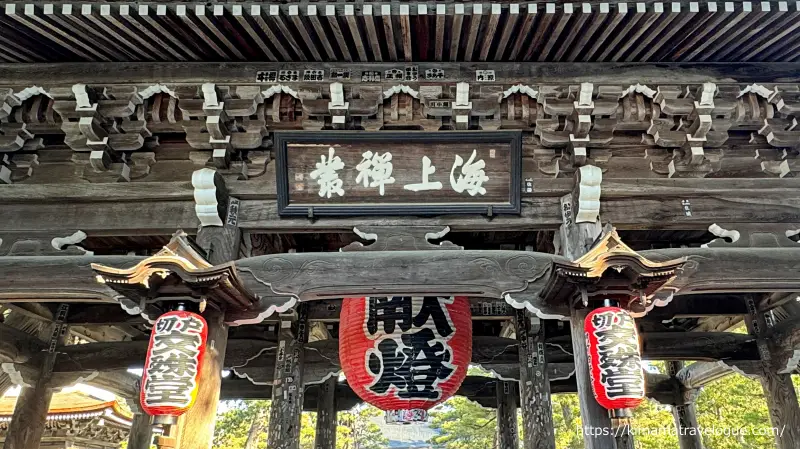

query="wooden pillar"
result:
[496,380,519,449]
[570,307,616,449]
[515,310,555,449]
[557,169,617,449]
[666,362,702,449]
[128,413,155,449]
[175,225,240,448]
[267,305,309,449]
[4,304,69,449]
[745,296,800,449]
[314,376,337,449]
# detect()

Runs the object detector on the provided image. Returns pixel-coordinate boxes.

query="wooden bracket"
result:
[340,226,463,251]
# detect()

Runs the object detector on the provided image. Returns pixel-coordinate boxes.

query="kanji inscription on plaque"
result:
[274,131,522,216]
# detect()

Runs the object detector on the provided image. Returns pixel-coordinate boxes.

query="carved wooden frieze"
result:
[3,77,800,184]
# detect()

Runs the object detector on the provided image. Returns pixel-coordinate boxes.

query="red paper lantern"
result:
[140,310,208,421]
[584,306,645,411]
[339,296,472,420]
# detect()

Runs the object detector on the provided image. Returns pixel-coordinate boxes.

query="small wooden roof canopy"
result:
[0,390,132,422]
[1,1,798,64]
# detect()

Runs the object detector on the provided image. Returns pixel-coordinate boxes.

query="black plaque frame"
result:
[274,131,523,217]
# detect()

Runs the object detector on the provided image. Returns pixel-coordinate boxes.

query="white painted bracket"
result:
[328,82,349,110]
[72,83,95,111]
[574,165,602,223]
[192,168,226,227]
[202,82,219,109]
[575,82,594,108]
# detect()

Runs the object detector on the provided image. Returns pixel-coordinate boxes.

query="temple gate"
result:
[1,2,800,449]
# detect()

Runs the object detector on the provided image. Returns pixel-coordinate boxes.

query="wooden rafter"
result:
[1,2,798,64]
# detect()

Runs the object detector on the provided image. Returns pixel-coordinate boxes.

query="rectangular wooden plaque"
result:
[275,131,522,216]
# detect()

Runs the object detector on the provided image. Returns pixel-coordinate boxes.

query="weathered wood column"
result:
[569,307,615,449]
[174,169,242,448]
[666,362,702,449]
[745,296,800,449]
[128,413,155,449]
[267,305,309,449]
[496,380,520,449]
[558,166,616,449]
[314,376,337,449]
[515,310,555,449]
[4,304,69,449]
[175,229,239,448]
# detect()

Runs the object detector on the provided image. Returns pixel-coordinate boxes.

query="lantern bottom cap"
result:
[152,415,178,425]
[609,408,634,419]
[384,409,428,424]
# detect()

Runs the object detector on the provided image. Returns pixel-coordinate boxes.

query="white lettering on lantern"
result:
[590,310,645,399]
[363,296,457,400]
[143,314,205,409]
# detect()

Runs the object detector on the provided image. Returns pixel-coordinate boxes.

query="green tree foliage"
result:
[429,396,496,449]
[694,374,776,449]
[213,400,271,449]
[551,394,582,449]
[212,401,386,449]
[336,406,387,449]
[428,369,799,449]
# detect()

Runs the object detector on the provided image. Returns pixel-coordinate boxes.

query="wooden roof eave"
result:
[1,2,799,64]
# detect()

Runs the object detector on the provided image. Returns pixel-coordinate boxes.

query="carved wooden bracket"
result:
[91,230,257,315]
[340,226,462,251]
[703,223,800,248]
[540,228,686,313]
[0,230,91,256]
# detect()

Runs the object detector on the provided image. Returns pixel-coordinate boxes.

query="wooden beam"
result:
[667,361,702,449]
[5,178,800,234]
[3,62,800,85]
[0,255,145,302]
[314,376,337,449]
[745,296,800,449]
[676,360,741,390]
[516,311,555,449]
[20,332,759,382]
[496,380,519,449]
[0,322,44,363]
[217,373,684,409]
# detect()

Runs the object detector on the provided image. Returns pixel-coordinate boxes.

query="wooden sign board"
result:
[275,131,522,216]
